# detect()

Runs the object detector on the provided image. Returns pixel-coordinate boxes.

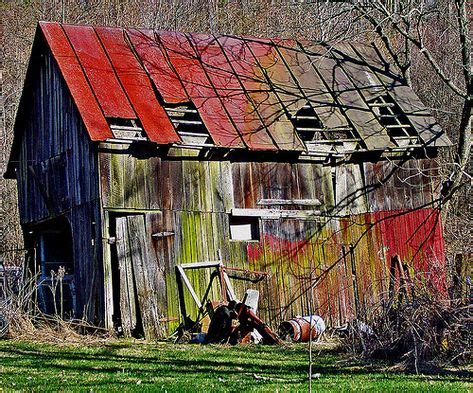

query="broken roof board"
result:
[349,44,450,147]
[329,43,387,102]
[63,24,136,119]
[94,27,179,144]
[39,22,112,140]
[192,34,276,150]
[301,43,391,150]
[217,36,284,150]
[157,31,245,148]
[275,41,351,131]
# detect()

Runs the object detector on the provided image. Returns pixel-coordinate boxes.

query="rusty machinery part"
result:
[175,260,270,334]
[0,313,8,338]
[235,303,281,345]
[205,302,281,345]
[279,315,325,343]
[205,301,239,344]
[222,266,268,283]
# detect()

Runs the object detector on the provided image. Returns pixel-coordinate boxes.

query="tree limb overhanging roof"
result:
[5,22,450,177]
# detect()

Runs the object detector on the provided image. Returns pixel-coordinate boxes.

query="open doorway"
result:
[30,217,75,318]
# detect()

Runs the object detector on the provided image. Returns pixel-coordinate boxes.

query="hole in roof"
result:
[164,103,214,146]
[107,118,148,142]
[368,94,417,146]
[290,103,357,143]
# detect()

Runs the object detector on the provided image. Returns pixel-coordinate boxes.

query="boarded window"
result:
[229,216,260,241]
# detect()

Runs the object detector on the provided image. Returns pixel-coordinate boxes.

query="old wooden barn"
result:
[5,22,451,338]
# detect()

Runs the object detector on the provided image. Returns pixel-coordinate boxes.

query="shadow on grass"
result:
[0,341,470,385]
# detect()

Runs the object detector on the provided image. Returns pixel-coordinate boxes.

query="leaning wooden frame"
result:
[175,257,267,331]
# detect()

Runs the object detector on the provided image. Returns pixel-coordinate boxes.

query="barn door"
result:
[115,215,165,339]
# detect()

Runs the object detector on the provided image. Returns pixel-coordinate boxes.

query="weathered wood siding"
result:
[99,148,444,331]
[15,49,103,322]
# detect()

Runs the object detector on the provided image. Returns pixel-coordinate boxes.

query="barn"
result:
[5,22,450,338]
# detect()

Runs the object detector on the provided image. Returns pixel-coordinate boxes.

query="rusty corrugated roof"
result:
[17,22,453,153]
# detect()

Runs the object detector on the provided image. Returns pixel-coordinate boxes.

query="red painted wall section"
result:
[372,208,446,294]
[246,208,446,325]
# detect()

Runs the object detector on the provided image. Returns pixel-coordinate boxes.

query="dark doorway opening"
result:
[30,217,75,318]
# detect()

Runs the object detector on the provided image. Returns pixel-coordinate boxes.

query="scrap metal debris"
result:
[205,301,280,345]
[279,315,326,343]
[174,259,281,344]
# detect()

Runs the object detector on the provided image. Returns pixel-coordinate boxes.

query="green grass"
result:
[0,339,470,392]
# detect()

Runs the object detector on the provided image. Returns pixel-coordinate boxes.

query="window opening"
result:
[108,118,148,141]
[368,94,417,146]
[164,103,214,146]
[290,103,359,148]
[229,216,260,241]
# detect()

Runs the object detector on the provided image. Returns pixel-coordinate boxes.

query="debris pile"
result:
[175,259,328,345]
[205,300,280,345]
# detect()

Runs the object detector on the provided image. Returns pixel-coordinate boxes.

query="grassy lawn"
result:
[0,339,470,392]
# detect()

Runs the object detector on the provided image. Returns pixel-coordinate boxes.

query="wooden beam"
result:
[176,265,202,309]
[231,208,322,219]
[151,231,175,238]
[180,261,221,270]
[257,198,322,206]
[222,271,237,301]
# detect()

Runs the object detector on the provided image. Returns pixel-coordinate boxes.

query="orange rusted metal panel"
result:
[244,38,305,151]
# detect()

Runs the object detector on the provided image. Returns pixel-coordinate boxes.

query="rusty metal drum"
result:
[279,315,325,342]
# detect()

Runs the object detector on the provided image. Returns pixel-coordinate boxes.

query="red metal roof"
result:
[157,31,245,148]
[39,22,112,141]
[29,22,451,150]
[94,26,179,144]
[62,24,136,120]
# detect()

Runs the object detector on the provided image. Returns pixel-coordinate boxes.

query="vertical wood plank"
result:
[115,217,137,337]
[126,215,166,339]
